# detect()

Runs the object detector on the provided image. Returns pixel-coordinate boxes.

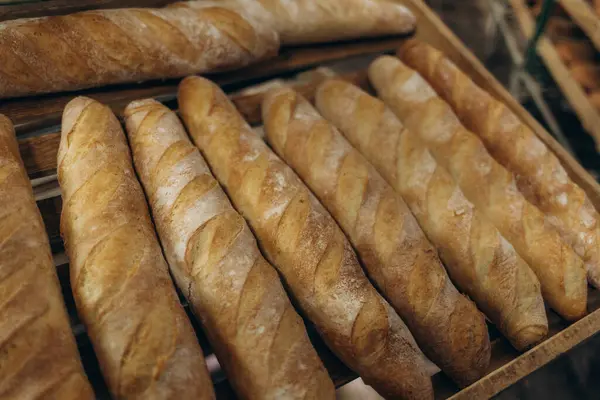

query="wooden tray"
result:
[510,0,600,150]
[6,0,600,398]
[559,0,600,51]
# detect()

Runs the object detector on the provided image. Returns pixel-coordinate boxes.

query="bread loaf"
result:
[570,62,600,92]
[369,55,587,321]
[398,40,600,290]
[0,116,93,399]
[0,0,278,99]
[544,18,578,39]
[255,0,415,45]
[179,76,434,400]
[57,97,214,400]
[262,87,490,386]
[315,79,548,350]
[554,40,595,65]
[124,99,334,400]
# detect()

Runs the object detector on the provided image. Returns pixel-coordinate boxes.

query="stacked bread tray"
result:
[3,0,600,399]
[510,0,600,149]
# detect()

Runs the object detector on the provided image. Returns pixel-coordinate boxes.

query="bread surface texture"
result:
[315,79,549,350]
[370,55,587,321]
[0,0,278,99]
[398,40,600,292]
[179,76,434,400]
[0,116,94,399]
[256,0,415,44]
[262,87,490,386]
[124,98,334,400]
[57,97,214,400]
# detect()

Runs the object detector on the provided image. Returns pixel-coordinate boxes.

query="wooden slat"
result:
[559,0,600,51]
[1,37,401,134]
[450,307,600,399]
[0,0,173,22]
[17,71,368,178]
[509,0,600,151]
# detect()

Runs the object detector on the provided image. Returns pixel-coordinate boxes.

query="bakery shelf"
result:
[559,0,600,51]
[8,0,600,398]
[0,0,171,21]
[509,0,600,150]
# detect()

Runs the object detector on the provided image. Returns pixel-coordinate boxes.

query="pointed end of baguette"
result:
[59,97,97,168]
[62,97,96,137]
[510,324,549,352]
[368,55,401,94]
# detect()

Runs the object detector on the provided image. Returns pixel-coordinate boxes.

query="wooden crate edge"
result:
[509,0,600,170]
[559,0,600,52]
[450,307,600,399]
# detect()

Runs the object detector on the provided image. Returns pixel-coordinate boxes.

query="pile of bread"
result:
[2,1,600,399]
[530,0,600,110]
[3,36,600,399]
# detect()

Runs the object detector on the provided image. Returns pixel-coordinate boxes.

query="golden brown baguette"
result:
[368,55,587,321]
[315,79,548,350]
[262,87,490,386]
[397,40,600,290]
[124,99,334,400]
[179,76,434,400]
[0,117,93,399]
[255,0,415,44]
[0,0,278,99]
[57,97,214,400]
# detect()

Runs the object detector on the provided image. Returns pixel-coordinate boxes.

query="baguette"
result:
[178,76,434,400]
[315,79,548,350]
[262,87,490,386]
[0,116,93,399]
[398,40,600,289]
[124,99,334,400]
[57,97,214,399]
[370,55,587,321]
[255,0,415,45]
[544,18,578,39]
[0,0,278,99]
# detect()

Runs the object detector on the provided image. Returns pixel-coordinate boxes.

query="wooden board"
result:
[559,0,600,51]
[1,36,399,133]
[9,0,600,398]
[0,0,173,21]
[510,0,600,154]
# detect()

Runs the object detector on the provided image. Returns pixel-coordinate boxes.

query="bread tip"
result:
[124,98,161,116]
[510,325,548,352]
[178,75,218,104]
[262,85,296,114]
[388,3,417,32]
[0,113,12,128]
[368,55,402,89]
[61,96,97,139]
